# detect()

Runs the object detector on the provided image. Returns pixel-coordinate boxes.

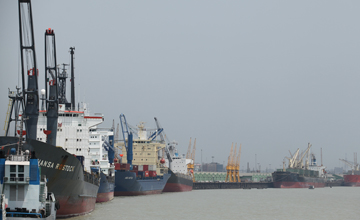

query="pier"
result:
[193,182,273,190]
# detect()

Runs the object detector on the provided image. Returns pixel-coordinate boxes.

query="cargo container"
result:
[144,171,149,177]
[149,171,157,177]
[148,165,156,171]
[143,165,148,171]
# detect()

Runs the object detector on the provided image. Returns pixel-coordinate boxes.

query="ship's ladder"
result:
[3,99,13,133]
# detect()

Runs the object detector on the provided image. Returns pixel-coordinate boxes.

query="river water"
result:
[69,187,359,220]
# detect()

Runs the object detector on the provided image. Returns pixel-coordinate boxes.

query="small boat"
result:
[309,185,315,189]
[0,146,58,219]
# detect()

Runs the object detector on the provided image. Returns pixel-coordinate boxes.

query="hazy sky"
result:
[1,1,360,171]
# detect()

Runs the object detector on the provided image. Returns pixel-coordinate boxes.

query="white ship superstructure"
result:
[36,103,104,172]
[164,142,191,175]
[89,128,115,175]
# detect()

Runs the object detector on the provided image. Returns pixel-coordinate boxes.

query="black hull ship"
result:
[0,137,99,218]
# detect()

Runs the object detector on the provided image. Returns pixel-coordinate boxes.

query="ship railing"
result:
[6,212,43,218]
[7,155,30,162]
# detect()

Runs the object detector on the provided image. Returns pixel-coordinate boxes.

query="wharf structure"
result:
[194,172,272,183]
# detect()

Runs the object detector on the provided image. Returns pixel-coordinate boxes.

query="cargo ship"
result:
[114,164,170,196]
[114,119,170,196]
[272,143,327,188]
[2,0,101,217]
[33,49,105,216]
[163,141,193,192]
[89,128,115,202]
[340,154,360,187]
[343,172,360,187]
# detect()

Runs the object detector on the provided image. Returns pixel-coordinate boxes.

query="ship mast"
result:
[70,47,75,110]
[18,0,39,140]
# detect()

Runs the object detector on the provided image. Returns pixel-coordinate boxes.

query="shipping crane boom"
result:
[44,28,58,146]
[120,114,133,166]
[18,0,39,140]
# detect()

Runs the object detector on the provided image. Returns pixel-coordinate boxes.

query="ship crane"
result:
[44,28,58,146]
[120,114,133,167]
[286,148,300,168]
[102,135,117,164]
[17,0,40,140]
[340,153,359,175]
[295,143,311,169]
[153,117,173,165]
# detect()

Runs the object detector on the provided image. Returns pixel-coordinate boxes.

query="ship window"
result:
[135,153,137,155]
[78,124,82,126]
[80,130,82,132]
[66,139,68,141]
[10,165,16,172]
[147,153,151,155]
[10,174,16,181]
[65,148,67,150]
[18,174,24,181]
[18,165,24,172]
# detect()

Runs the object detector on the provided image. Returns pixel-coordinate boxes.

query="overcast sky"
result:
[1,0,360,171]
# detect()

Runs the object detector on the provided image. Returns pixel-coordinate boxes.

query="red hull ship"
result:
[163,169,193,192]
[343,174,360,187]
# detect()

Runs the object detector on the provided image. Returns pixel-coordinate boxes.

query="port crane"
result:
[44,28,58,146]
[235,144,241,182]
[225,143,234,182]
[186,138,196,182]
[225,143,241,182]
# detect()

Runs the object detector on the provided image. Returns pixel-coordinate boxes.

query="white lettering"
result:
[37,159,75,172]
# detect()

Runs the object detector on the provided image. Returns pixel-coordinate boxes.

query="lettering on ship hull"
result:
[38,159,75,172]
